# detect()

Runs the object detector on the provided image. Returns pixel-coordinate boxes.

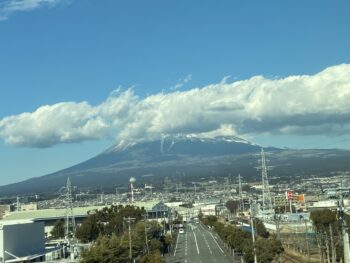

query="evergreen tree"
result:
[50,220,65,239]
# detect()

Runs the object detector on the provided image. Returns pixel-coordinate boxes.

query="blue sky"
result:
[1,0,350,185]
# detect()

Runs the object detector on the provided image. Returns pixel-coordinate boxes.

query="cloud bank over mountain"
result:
[1,64,350,148]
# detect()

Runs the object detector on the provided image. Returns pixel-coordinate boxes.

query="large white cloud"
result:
[1,64,350,148]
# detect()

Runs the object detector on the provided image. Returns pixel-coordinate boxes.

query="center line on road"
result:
[193,229,200,254]
[201,231,213,254]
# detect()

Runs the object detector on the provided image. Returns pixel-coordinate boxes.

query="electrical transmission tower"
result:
[65,178,76,240]
[257,148,273,213]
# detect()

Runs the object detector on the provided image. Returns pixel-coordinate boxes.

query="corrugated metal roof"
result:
[2,206,102,221]
[1,201,159,221]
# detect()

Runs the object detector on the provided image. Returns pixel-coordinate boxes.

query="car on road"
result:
[179,228,184,234]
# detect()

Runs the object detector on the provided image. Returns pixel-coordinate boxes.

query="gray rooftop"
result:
[2,201,160,221]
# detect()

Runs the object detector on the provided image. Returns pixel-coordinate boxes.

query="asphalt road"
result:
[172,222,233,263]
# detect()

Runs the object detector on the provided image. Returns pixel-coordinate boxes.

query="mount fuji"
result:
[1,135,350,196]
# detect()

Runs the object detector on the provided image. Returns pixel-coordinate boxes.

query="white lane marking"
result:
[209,231,224,253]
[173,232,180,257]
[201,231,213,254]
[192,225,200,254]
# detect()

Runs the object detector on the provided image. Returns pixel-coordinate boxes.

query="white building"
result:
[20,203,37,212]
[200,204,216,216]
[308,199,338,209]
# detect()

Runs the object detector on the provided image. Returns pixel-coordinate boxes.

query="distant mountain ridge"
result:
[1,135,350,196]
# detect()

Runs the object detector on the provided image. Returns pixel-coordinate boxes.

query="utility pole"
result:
[299,215,310,263]
[305,219,310,263]
[238,174,244,224]
[163,212,166,234]
[338,193,350,263]
[16,196,20,212]
[143,214,149,254]
[124,217,136,262]
[115,187,119,202]
[224,177,230,198]
[250,200,258,263]
[238,175,244,208]
[176,182,179,199]
[274,214,281,239]
[274,214,282,263]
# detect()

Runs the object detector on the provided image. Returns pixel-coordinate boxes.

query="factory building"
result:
[2,201,167,237]
[3,206,102,237]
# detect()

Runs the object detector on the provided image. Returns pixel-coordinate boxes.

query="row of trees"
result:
[76,204,145,242]
[309,208,350,263]
[49,205,173,262]
[81,220,172,263]
[201,215,283,263]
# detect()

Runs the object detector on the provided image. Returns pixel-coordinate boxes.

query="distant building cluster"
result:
[0,155,350,262]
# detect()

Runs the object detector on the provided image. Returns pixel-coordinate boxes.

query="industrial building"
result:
[2,201,170,237]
